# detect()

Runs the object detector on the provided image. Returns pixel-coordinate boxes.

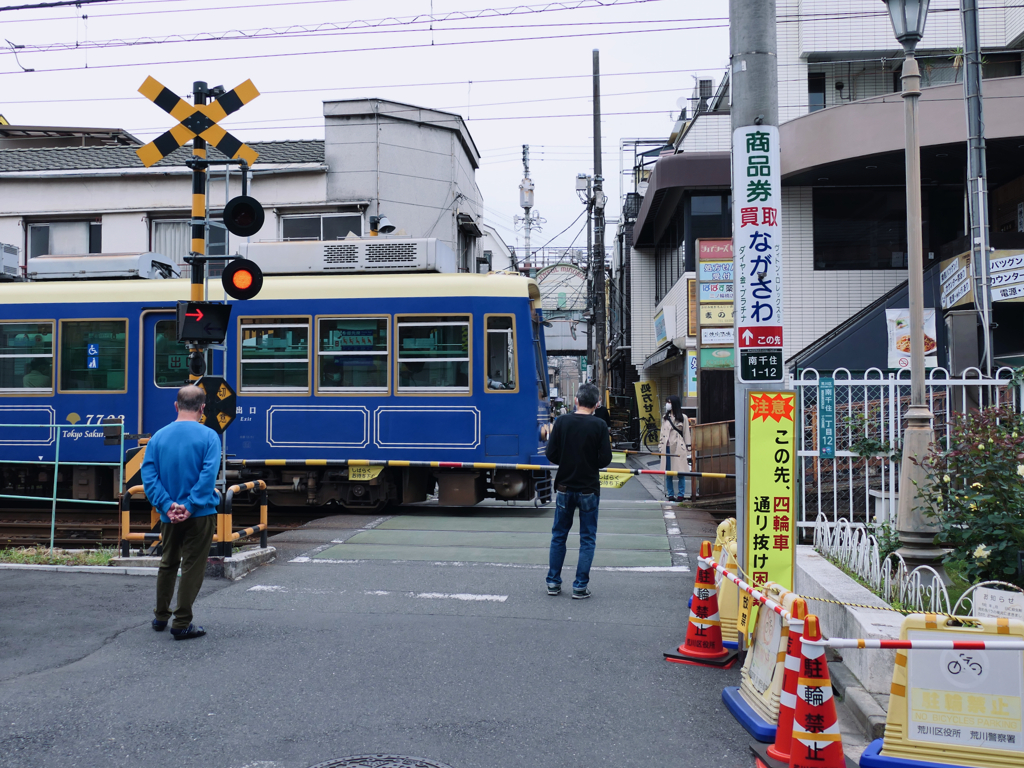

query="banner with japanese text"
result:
[746,391,796,591]
[733,126,784,377]
[633,380,660,448]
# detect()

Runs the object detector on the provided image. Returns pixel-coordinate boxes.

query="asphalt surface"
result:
[0,477,758,768]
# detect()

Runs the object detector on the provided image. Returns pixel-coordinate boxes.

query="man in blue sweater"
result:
[142,384,222,640]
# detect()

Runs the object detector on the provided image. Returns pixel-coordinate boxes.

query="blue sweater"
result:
[141,420,222,522]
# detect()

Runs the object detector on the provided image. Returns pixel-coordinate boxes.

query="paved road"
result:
[0,478,757,768]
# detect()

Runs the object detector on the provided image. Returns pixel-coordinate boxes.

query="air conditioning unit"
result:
[26,252,176,281]
[0,243,19,280]
[239,238,457,275]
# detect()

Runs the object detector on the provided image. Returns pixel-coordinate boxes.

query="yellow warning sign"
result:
[599,471,631,489]
[216,412,232,430]
[349,466,383,481]
[217,383,231,401]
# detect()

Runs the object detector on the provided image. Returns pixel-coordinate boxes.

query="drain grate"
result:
[309,757,453,768]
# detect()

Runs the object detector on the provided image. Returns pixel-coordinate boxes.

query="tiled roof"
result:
[0,139,325,172]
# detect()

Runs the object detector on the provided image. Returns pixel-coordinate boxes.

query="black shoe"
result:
[152,619,167,632]
[547,583,561,596]
[571,588,592,600]
[170,624,206,641]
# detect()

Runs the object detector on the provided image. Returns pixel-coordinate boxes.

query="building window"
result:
[240,318,310,392]
[59,320,127,392]
[397,315,470,392]
[808,72,826,112]
[153,320,191,389]
[151,219,225,278]
[485,315,517,392]
[317,317,389,392]
[813,188,908,270]
[0,322,54,393]
[28,221,101,259]
[282,214,362,241]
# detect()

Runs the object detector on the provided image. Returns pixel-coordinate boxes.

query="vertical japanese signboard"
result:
[818,376,835,459]
[746,391,796,590]
[733,126,783,382]
[634,380,660,448]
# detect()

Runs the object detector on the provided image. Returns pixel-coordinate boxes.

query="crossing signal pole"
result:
[190,81,209,303]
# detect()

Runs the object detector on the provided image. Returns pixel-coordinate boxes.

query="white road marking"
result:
[247,585,287,592]
[664,511,676,519]
[667,525,681,535]
[415,592,508,602]
[596,566,690,572]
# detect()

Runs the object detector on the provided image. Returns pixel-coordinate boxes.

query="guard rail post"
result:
[222,480,269,557]
[119,484,161,556]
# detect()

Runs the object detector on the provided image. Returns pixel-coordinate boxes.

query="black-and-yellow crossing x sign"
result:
[135,77,260,168]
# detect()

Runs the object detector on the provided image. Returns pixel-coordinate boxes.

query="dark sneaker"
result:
[170,624,206,641]
[152,619,167,631]
[572,588,592,600]
[547,583,561,596]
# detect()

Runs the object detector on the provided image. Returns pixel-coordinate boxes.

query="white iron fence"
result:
[795,366,1022,535]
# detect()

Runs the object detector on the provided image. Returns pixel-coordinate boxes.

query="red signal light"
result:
[232,270,253,291]
[221,258,263,300]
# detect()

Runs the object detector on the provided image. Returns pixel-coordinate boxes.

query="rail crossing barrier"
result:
[673,541,1024,768]
[120,481,268,558]
[0,420,125,550]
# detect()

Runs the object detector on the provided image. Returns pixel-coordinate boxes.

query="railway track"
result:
[0,506,321,549]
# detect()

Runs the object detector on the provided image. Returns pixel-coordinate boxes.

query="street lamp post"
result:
[882,0,948,580]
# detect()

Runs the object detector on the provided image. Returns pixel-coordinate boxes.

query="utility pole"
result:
[730,0,779,631]
[961,0,992,376]
[584,174,594,381]
[592,49,606,394]
[519,145,534,269]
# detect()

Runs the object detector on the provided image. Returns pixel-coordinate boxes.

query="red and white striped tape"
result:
[699,556,791,621]
[803,638,1024,651]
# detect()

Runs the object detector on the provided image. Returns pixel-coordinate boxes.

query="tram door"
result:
[141,313,190,435]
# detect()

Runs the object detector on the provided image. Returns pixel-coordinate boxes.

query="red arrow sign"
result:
[738,325,783,349]
[185,307,204,322]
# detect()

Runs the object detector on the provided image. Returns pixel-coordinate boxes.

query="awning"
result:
[633,152,731,248]
[457,212,483,237]
[642,343,680,370]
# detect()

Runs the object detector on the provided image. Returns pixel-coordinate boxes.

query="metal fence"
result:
[795,366,1021,534]
[0,421,125,550]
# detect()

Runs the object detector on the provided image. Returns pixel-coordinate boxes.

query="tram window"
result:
[0,321,54,393]
[153,320,191,388]
[317,317,388,392]
[240,318,310,392]
[396,315,470,392]
[59,320,127,392]
[485,315,517,393]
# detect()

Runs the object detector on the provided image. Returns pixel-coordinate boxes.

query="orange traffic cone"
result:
[789,615,848,768]
[664,540,739,668]
[750,598,808,768]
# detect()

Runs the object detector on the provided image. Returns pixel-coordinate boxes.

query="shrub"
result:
[919,404,1024,587]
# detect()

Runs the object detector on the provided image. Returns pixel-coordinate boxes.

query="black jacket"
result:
[545,412,613,495]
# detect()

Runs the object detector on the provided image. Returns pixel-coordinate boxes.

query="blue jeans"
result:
[665,456,687,499]
[547,490,600,591]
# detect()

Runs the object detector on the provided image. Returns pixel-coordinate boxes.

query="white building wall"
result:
[678,113,731,153]
[1009,6,1024,45]
[630,246,657,367]
[102,212,149,253]
[782,187,907,360]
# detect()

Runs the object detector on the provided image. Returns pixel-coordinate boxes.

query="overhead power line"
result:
[0,21,727,74]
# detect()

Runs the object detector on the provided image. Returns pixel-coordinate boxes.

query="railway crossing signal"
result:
[221,258,263,301]
[135,76,261,169]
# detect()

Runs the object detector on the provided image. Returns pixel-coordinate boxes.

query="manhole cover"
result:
[309,757,453,768]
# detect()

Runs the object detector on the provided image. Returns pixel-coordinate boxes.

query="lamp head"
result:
[376,215,396,234]
[881,0,931,53]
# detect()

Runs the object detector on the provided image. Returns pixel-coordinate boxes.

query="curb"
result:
[830,658,888,740]
[0,563,159,576]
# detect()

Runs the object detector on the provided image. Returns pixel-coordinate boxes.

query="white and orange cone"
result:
[664,540,739,668]
[750,598,809,768]
[789,615,847,768]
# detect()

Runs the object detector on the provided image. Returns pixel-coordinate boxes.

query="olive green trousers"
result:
[154,515,216,630]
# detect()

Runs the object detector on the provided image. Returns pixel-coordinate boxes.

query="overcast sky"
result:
[0,0,731,250]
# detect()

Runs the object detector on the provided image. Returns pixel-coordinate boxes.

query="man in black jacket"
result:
[544,382,613,599]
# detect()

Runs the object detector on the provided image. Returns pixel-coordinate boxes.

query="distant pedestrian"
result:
[142,384,221,640]
[658,395,691,503]
[544,382,613,599]
[593,403,611,427]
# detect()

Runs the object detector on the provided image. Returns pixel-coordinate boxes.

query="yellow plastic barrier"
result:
[867,613,1024,768]
[736,583,796,727]
[714,518,740,645]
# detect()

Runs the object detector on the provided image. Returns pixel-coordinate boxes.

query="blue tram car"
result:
[0,253,552,511]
